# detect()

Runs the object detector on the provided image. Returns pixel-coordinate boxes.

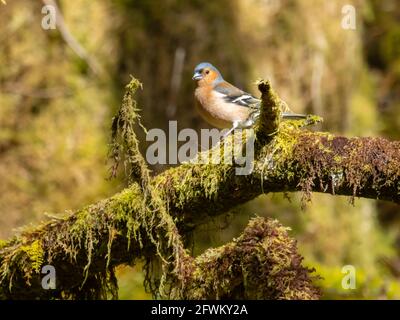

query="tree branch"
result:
[0,78,399,299]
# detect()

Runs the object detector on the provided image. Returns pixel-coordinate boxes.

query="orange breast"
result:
[195,87,250,129]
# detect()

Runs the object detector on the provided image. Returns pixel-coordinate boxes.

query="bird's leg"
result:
[220,116,258,142]
[219,120,241,145]
[223,123,238,138]
[188,122,239,164]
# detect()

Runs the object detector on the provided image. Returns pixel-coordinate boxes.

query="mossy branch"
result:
[1,78,399,299]
[256,80,281,137]
[180,217,320,300]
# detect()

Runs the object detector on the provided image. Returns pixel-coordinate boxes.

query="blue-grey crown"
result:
[194,62,223,80]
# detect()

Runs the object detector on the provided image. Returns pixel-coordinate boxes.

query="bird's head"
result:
[192,62,223,86]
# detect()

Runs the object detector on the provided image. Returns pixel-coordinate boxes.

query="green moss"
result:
[20,240,44,273]
[253,80,324,197]
[0,240,8,250]
[255,79,282,137]
[334,155,342,163]
[109,77,150,186]
[273,124,300,160]
[180,217,320,299]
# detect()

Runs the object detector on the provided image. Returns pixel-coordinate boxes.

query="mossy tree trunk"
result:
[0,79,399,300]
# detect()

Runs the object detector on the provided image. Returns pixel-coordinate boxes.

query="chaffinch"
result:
[192,62,306,133]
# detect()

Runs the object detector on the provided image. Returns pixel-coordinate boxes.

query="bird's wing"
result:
[213,81,260,108]
[214,81,306,118]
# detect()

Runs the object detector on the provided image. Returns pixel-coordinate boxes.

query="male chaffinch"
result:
[192,62,306,133]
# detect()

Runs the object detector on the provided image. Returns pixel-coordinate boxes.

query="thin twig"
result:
[42,0,103,76]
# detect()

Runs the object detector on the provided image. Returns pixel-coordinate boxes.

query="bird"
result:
[192,62,307,136]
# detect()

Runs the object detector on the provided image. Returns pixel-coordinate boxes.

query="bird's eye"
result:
[205,70,210,74]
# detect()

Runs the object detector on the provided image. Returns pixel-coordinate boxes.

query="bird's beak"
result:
[192,72,202,80]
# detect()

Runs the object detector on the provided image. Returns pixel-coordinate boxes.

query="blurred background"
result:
[0,0,400,299]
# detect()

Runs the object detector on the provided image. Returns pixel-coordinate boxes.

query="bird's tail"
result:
[282,113,307,120]
[282,112,323,127]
